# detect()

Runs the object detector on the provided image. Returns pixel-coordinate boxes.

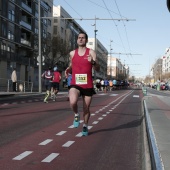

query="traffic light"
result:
[167,0,170,12]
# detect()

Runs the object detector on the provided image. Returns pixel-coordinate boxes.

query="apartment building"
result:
[162,47,170,73]
[0,0,53,90]
[53,5,86,69]
[86,38,108,79]
[107,56,129,80]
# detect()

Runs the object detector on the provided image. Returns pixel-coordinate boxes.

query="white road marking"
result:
[41,153,59,163]
[109,110,112,111]
[62,141,75,147]
[110,94,118,96]
[98,117,103,120]
[13,151,33,160]
[102,114,107,117]
[56,131,67,136]
[91,113,95,116]
[39,139,53,145]
[88,126,93,129]
[76,132,83,137]
[92,121,99,124]
[95,111,99,113]
[68,125,74,128]
[80,120,83,123]
[133,95,139,98]
[98,93,106,95]
[106,112,110,114]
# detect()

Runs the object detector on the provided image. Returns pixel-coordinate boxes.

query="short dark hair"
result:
[78,32,88,40]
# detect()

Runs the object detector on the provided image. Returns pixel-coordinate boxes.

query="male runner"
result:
[65,32,100,136]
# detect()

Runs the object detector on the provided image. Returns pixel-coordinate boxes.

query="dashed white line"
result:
[102,114,107,117]
[92,121,99,124]
[56,131,67,136]
[76,132,83,137]
[62,141,75,147]
[91,113,95,116]
[13,151,33,160]
[41,153,59,163]
[88,126,93,129]
[98,117,103,120]
[133,95,139,98]
[39,139,53,145]
[68,125,74,128]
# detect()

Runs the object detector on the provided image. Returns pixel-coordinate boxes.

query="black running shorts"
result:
[70,85,96,96]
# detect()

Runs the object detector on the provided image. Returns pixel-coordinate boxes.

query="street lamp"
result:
[110,40,113,79]
[91,16,98,80]
[38,0,42,93]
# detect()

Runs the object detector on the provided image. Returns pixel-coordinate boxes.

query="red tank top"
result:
[71,48,93,88]
[53,71,61,83]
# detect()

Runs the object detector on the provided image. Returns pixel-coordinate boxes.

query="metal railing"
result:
[0,78,33,92]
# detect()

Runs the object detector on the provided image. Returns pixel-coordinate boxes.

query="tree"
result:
[44,35,70,70]
[167,0,170,12]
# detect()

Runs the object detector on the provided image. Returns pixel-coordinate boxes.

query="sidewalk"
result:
[144,94,170,170]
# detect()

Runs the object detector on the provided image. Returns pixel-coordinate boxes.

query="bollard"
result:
[143,87,147,96]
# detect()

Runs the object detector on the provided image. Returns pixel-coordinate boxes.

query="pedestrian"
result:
[11,68,17,92]
[41,66,53,103]
[65,32,100,136]
[51,66,61,101]
[67,72,72,101]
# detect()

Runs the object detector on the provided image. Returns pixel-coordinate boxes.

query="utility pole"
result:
[110,40,113,79]
[92,16,98,80]
[38,0,42,93]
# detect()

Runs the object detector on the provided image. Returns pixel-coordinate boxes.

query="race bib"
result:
[75,74,87,84]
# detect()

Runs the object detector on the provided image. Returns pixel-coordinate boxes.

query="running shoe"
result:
[44,99,48,103]
[82,126,88,136]
[73,115,80,128]
[53,94,56,101]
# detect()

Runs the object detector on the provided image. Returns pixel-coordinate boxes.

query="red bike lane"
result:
[0,90,143,170]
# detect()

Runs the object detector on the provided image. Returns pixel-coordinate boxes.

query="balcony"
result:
[21,38,31,47]
[20,20,31,30]
[21,2,32,13]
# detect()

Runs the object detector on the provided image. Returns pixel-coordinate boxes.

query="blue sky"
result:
[54,0,170,78]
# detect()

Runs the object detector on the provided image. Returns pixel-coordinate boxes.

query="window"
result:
[48,6,51,13]
[61,27,63,33]
[43,29,47,38]
[8,10,15,21]
[54,26,57,34]
[48,19,51,26]
[89,42,93,45]
[8,31,14,40]
[54,19,58,23]
[47,32,51,39]
[1,43,6,54]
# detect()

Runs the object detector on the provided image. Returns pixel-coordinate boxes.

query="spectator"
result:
[11,68,17,92]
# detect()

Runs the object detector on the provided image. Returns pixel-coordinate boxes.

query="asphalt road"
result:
[0,89,145,170]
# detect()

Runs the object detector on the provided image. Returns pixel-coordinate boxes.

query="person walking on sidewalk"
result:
[42,66,53,103]
[11,68,17,92]
[65,32,100,136]
[51,66,61,101]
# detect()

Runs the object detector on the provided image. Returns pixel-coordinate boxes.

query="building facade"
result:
[0,0,53,91]
[107,56,129,80]
[86,38,108,79]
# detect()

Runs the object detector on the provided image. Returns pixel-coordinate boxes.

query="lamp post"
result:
[38,0,42,93]
[110,40,113,79]
[92,16,98,80]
